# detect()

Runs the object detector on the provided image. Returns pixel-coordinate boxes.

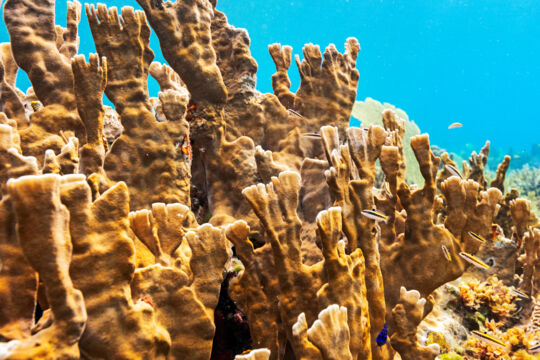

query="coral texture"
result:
[0,1,538,360]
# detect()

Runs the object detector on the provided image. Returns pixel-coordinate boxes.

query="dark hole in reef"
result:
[191,184,209,223]
[34,301,43,323]
[249,236,265,249]
[210,272,252,360]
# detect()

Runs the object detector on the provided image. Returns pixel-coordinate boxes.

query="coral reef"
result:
[0,0,538,360]
[506,165,540,214]
[351,98,422,185]
[458,276,517,319]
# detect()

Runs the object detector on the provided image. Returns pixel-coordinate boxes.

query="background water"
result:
[1,0,539,163]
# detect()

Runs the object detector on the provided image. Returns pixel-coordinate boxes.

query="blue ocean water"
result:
[1,0,539,160]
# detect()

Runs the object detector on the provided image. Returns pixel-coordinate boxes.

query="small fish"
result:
[513,154,520,159]
[376,323,388,346]
[444,164,463,179]
[302,132,321,139]
[30,101,43,112]
[459,252,491,270]
[441,245,452,261]
[529,342,540,353]
[361,209,389,223]
[471,331,506,348]
[510,288,530,300]
[287,109,304,118]
[468,231,486,243]
[448,122,463,129]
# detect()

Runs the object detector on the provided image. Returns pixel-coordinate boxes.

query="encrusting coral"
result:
[0,0,538,359]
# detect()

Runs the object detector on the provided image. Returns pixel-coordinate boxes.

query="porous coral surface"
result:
[0,1,538,360]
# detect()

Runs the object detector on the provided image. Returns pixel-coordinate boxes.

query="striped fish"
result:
[287,109,304,118]
[471,331,506,348]
[459,252,491,270]
[302,132,321,139]
[361,209,389,223]
[441,245,452,261]
[510,288,530,300]
[468,231,487,243]
[444,164,463,179]
[529,342,540,353]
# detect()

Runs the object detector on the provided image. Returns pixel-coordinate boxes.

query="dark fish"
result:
[376,323,388,346]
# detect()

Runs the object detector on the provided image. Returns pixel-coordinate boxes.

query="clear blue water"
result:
[1,0,539,159]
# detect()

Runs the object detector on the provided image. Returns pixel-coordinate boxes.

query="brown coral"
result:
[0,0,538,359]
[87,4,192,209]
[4,0,85,159]
[390,287,440,360]
[6,174,87,359]
[136,0,227,104]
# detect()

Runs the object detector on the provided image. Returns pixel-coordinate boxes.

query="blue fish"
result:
[376,323,388,346]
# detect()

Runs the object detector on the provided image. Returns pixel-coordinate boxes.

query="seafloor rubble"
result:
[0,0,538,359]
